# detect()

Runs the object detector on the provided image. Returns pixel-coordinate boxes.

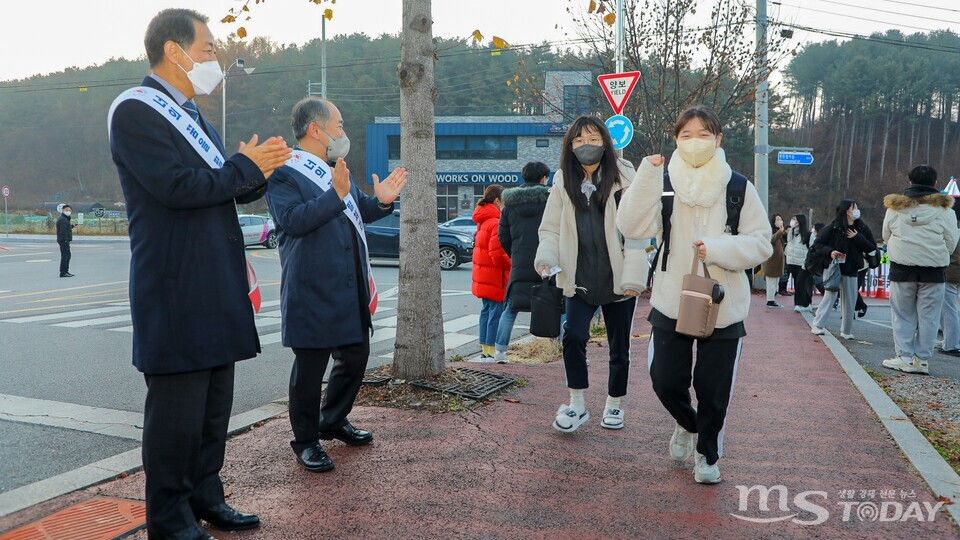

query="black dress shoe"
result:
[60,272,74,277]
[319,421,373,446]
[158,524,215,540]
[296,444,335,472]
[194,502,260,531]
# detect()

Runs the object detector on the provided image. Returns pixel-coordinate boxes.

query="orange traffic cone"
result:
[876,275,890,299]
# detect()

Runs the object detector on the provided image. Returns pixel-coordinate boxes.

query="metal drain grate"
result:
[361,367,392,386]
[1,497,145,540]
[410,368,515,400]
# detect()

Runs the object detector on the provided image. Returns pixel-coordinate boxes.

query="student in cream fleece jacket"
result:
[534,115,649,436]
[616,105,772,485]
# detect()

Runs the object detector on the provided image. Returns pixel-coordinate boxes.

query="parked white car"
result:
[439,216,477,236]
[238,214,278,249]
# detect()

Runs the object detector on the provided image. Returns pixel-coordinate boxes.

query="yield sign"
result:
[597,71,640,114]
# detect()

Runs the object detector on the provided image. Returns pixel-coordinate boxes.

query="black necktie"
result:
[181,100,200,122]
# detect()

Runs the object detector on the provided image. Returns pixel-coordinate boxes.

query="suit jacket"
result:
[109,76,266,375]
[265,162,392,349]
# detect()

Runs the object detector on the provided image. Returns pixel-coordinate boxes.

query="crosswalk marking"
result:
[3,306,129,323]
[443,315,478,333]
[53,314,132,328]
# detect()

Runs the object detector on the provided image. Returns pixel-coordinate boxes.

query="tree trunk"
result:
[896,112,902,170]
[925,102,933,164]
[830,114,841,185]
[909,119,916,168]
[880,110,891,181]
[393,0,445,380]
[940,94,951,173]
[846,112,856,190]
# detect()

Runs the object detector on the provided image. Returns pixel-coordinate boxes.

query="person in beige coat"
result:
[616,105,772,484]
[763,215,786,308]
[534,115,648,435]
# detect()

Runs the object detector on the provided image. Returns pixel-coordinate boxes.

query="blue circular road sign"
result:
[605,115,634,150]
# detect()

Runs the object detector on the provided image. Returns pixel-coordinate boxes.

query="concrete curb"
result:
[803,312,960,524]
[0,401,288,518]
[0,235,129,244]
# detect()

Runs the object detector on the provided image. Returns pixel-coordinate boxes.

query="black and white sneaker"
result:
[766,301,782,308]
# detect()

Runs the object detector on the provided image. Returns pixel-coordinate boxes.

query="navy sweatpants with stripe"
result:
[648,328,742,465]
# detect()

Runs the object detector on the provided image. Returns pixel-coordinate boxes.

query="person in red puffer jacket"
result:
[471,184,511,361]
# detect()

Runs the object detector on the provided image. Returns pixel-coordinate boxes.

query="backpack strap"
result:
[726,171,748,235]
[652,170,748,276]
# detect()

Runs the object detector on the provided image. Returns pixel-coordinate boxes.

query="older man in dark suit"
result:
[108,9,290,540]
[265,97,406,473]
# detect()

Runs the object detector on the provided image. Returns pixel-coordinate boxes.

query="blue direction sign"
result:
[778,151,814,165]
[605,115,634,150]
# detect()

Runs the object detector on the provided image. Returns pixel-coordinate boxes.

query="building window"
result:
[563,85,592,117]
[389,134,518,160]
[536,139,549,148]
[387,136,401,160]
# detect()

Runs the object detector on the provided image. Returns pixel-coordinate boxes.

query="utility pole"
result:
[615,0,624,73]
[754,0,770,212]
[321,16,327,99]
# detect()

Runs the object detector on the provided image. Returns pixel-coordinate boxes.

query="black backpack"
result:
[649,172,748,277]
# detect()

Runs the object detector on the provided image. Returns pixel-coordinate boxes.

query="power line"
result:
[875,0,960,14]
[813,0,960,27]
[774,2,946,32]
[774,20,960,54]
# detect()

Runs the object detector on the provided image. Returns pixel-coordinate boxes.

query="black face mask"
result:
[573,144,604,166]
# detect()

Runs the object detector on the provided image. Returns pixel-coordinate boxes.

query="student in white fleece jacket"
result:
[616,105,772,484]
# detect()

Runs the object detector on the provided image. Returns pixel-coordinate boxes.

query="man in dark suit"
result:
[265,97,406,473]
[108,9,290,540]
[56,204,74,277]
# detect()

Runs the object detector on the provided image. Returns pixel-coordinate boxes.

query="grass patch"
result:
[916,424,960,475]
[507,338,562,364]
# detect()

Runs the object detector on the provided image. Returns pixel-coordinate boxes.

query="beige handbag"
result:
[676,247,725,339]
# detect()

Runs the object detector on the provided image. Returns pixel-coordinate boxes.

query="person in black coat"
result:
[492,162,550,363]
[109,9,291,540]
[56,204,74,277]
[265,97,406,474]
[810,199,877,340]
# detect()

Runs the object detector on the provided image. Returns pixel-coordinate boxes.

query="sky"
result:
[0,0,959,82]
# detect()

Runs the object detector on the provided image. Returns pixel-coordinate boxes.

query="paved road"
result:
[799,296,960,380]
[0,238,527,498]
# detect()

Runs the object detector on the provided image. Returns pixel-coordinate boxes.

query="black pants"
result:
[142,364,234,536]
[58,241,70,274]
[562,294,637,397]
[789,264,814,308]
[289,338,369,453]
[649,327,741,465]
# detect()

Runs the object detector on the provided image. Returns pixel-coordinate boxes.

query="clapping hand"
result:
[373,167,408,205]
[238,135,291,180]
[647,154,665,167]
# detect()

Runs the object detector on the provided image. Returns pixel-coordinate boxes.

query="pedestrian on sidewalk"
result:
[471,184,511,361]
[810,200,877,340]
[493,162,550,364]
[535,115,643,434]
[56,204,74,277]
[109,8,292,538]
[787,214,814,311]
[266,97,406,472]
[617,105,772,484]
[763,214,786,308]
[881,165,959,375]
[938,227,960,356]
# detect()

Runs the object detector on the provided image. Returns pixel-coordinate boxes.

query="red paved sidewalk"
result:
[1,297,955,539]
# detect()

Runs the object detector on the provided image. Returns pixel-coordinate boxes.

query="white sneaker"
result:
[694,452,721,484]
[601,408,624,430]
[669,424,696,461]
[882,356,930,375]
[811,326,826,335]
[794,306,812,313]
[493,351,508,364]
[840,333,855,340]
[553,405,590,433]
[467,355,495,363]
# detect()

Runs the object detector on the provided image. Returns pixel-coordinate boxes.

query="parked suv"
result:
[365,210,473,270]
[238,214,278,249]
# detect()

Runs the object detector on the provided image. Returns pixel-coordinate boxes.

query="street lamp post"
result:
[221,59,255,147]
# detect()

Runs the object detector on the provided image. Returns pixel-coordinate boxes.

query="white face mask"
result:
[790,220,798,228]
[322,129,351,161]
[176,44,223,96]
[676,137,717,168]
[63,211,71,217]
[850,209,861,220]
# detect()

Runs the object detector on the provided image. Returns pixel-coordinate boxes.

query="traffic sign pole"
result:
[2,185,9,239]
